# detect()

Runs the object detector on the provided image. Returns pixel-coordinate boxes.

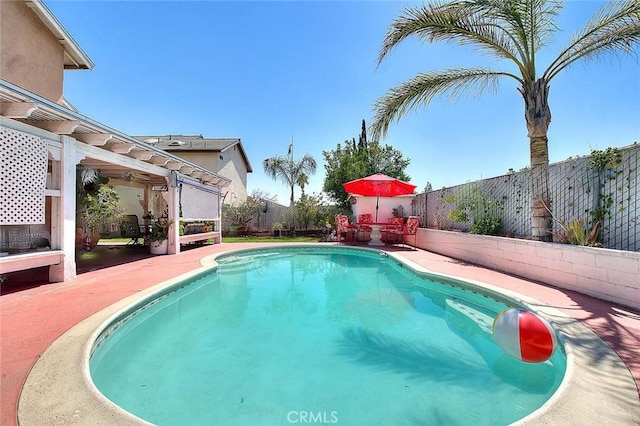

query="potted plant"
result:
[149,217,174,255]
[78,184,123,251]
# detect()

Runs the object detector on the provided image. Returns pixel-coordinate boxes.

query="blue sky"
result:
[48,0,639,205]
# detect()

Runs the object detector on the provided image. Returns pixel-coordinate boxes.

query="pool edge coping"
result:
[17,245,640,425]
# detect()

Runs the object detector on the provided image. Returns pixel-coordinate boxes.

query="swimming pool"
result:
[89,246,566,425]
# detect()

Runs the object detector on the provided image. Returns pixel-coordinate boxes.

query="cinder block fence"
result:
[412,228,640,310]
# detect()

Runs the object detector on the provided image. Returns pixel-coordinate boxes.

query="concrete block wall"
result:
[414,229,640,310]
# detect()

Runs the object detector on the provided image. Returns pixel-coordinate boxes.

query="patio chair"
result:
[120,214,143,246]
[334,214,355,243]
[357,213,373,241]
[381,217,403,244]
[402,216,420,247]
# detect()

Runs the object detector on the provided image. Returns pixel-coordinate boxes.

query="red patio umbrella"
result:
[342,173,417,221]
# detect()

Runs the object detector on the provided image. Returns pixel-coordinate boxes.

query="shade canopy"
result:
[342,173,416,197]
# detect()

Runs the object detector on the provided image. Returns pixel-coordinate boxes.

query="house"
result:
[0,0,232,283]
[135,135,253,204]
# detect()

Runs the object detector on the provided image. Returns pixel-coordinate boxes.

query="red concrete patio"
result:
[1,242,639,425]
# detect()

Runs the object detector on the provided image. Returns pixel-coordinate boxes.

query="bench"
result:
[179,221,221,245]
[179,231,221,245]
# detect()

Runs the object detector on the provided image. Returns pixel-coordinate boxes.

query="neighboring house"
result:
[0,0,231,283]
[135,135,253,204]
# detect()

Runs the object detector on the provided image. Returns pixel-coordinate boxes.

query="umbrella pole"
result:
[375,194,379,222]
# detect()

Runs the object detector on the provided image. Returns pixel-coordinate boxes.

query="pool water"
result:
[90,247,566,425]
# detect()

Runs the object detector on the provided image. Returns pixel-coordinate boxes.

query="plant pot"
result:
[149,239,168,255]
[76,228,101,251]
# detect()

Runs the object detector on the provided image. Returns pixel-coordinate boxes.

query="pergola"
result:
[1,79,230,282]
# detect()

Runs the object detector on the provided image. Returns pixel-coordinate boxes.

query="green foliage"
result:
[447,207,469,223]
[588,147,622,171]
[263,149,317,207]
[83,185,124,233]
[444,183,502,235]
[552,219,602,247]
[587,146,622,242]
[222,190,275,230]
[392,205,405,218]
[471,216,502,235]
[294,193,333,231]
[223,201,258,228]
[322,140,410,208]
[149,218,174,242]
[542,201,602,246]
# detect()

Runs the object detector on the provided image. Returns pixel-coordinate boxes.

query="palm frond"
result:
[291,154,317,178]
[377,1,529,74]
[263,156,294,186]
[370,68,519,140]
[544,0,640,81]
[79,167,100,187]
[515,0,562,51]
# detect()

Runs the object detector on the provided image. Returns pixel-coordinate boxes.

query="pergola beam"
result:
[25,119,79,134]
[77,143,170,177]
[149,155,170,166]
[129,149,155,161]
[165,161,183,171]
[75,133,113,146]
[0,101,38,118]
[105,142,135,154]
[180,165,195,175]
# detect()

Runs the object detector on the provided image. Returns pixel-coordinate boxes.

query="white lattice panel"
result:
[0,127,47,225]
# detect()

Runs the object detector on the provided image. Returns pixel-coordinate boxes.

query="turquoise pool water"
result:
[90,247,566,425]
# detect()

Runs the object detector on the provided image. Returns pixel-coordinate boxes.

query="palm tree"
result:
[263,144,317,207]
[371,0,640,241]
[296,173,309,198]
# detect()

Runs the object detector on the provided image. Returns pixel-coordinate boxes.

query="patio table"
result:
[358,222,389,246]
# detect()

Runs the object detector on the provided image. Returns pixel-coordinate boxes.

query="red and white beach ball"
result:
[492,308,557,363]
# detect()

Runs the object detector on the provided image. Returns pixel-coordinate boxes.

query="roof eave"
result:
[0,79,231,187]
[25,0,95,70]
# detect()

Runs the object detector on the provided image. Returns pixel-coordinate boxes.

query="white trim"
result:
[0,250,63,273]
[24,0,94,69]
[1,116,61,142]
[76,142,171,177]
[179,231,221,245]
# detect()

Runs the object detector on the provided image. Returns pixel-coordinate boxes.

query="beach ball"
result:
[492,308,557,363]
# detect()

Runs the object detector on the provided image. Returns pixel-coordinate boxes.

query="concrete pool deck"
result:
[1,242,639,425]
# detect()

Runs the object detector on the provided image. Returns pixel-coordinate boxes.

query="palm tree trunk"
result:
[520,78,552,241]
[530,135,552,241]
[289,185,295,207]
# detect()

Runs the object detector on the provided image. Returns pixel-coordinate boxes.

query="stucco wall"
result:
[173,151,217,172]
[414,229,640,310]
[219,145,248,204]
[0,0,65,103]
[166,148,248,204]
[352,196,413,223]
